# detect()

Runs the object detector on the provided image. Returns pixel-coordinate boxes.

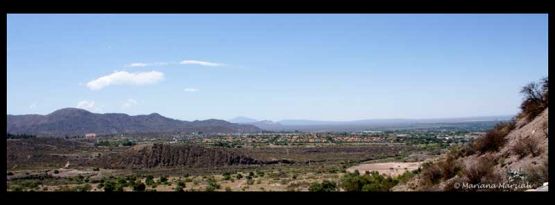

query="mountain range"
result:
[7,108,261,136]
[6,108,514,137]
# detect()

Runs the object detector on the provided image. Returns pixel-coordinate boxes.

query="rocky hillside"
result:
[7,108,262,136]
[93,143,263,169]
[394,78,548,191]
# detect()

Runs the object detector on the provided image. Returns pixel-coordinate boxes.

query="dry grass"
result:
[462,156,496,184]
[512,136,543,159]
[420,162,443,186]
[524,158,548,187]
[473,121,515,154]
[438,157,463,181]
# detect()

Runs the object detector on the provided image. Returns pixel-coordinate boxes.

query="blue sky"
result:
[7,14,548,121]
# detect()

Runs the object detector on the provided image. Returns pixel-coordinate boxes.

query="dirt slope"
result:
[394,108,548,191]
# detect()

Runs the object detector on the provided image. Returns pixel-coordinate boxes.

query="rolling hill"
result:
[7,108,262,136]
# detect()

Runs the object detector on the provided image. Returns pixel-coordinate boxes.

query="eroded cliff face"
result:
[395,108,548,191]
[96,144,263,169]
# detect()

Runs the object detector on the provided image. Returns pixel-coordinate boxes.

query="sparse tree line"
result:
[7,133,36,139]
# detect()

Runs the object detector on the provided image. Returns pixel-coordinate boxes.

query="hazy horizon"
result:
[7,107,515,123]
[7,14,547,121]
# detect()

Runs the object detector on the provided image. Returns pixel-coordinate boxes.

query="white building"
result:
[85,133,97,140]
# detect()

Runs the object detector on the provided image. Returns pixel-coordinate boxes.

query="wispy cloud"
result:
[124,60,226,68]
[86,71,164,90]
[126,63,148,67]
[180,60,224,67]
[121,98,138,109]
[125,62,170,67]
[76,100,96,110]
[184,88,199,92]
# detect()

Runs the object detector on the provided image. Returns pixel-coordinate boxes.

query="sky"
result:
[7,14,548,121]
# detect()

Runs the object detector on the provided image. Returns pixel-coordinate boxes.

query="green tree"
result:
[103,181,115,192]
[145,175,155,186]
[309,180,337,192]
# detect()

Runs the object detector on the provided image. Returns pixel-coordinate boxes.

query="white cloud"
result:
[121,98,138,109]
[180,60,224,67]
[184,88,199,92]
[86,71,164,90]
[126,63,148,67]
[76,100,96,110]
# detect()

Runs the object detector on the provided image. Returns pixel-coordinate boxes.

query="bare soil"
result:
[346,161,422,177]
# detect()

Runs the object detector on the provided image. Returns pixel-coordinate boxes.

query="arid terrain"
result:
[6,79,549,192]
[347,162,423,177]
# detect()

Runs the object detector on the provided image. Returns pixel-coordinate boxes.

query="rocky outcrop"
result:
[96,144,263,169]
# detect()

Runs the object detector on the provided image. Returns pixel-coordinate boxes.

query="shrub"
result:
[103,181,115,192]
[223,172,231,180]
[10,185,24,192]
[438,157,463,180]
[309,180,337,192]
[524,159,548,187]
[159,176,168,184]
[442,177,467,192]
[174,184,184,192]
[420,162,443,185]
[396,171,416,184]
[145,176,155,185]
[225,187,232,192]
[133,183,146,192]
[340,171,397,192]
[53,170,59,174]
[93,167,100,171]
[473,121,515,153]
[247,178,255,185]
[114,183,125,192]
[206,178,220,192]
[74,184,92,192]
[512,137,542,159]
[447,144,475,159]
[462,157,496,184]
[116,177,128,187]
[236,173,243,179]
